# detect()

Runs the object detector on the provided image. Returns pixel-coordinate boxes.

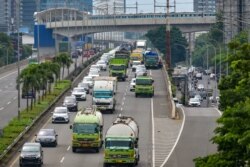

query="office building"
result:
[216,0,250,43]
[193,0,216,13]
[0,0,11,33]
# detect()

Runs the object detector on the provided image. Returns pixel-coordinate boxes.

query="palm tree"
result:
[66,57,73,75]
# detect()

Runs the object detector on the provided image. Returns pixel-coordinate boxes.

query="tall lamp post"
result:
[16,0,21,120]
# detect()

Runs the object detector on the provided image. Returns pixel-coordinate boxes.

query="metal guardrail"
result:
[0,52,101,162]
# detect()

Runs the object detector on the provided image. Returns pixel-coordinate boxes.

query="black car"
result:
[35,129,58,147]
[19,142,43,167]
[21,90,36,99]
[63,96,78,111]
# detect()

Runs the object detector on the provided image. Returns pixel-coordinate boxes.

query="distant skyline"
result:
[126,0,193,13]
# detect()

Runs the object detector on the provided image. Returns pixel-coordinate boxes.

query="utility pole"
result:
[16,0,20,120]
[36,0,40,63]
[166,0,171,68]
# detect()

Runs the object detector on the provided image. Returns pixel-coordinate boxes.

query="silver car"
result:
[35,129,58,147]
[71,87,87,101]
[52,107,70,123]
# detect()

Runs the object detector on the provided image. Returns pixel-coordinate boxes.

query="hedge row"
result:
[0,80,71,155]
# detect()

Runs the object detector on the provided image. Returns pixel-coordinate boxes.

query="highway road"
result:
[5,59,220,167]
[165,107,221,167]
[7,64,181,167]
[0,56,86,129]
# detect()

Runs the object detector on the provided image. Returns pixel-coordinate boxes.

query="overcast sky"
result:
[125,0,193,13]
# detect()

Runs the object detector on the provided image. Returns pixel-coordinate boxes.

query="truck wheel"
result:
[122,78,126,81]
[135,94,138,98]
[72,147,77,153]
[103,164,109,167]
[95,148,100,153]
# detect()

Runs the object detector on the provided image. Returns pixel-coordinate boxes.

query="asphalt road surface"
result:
[0,56,86,129]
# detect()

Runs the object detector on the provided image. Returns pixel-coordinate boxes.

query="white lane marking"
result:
[0,107,4,110]
[60,156,65,163]
[214,108,222,116]
[7,101,11,105]
[67,146,71,151]
[13,96,17,100]
[10,83,13,86]
[151,98,155,167]
[0,70,18,80]
[121,107,123,111]
[122,102,124,106]
[160,107,186,167]
[150,70,152,75]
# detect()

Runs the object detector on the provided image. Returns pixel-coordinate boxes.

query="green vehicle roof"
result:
[74,110,99,124]
[136,76,152,80]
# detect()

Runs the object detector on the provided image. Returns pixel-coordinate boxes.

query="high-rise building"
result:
[216,0,250,43]
[193,0,216,13]
[0,0,11,33]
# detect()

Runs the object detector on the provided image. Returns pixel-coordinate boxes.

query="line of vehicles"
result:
[18,40,162,167]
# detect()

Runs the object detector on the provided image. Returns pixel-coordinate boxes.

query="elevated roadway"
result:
[35,8,216,37]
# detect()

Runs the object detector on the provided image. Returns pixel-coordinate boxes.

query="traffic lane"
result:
[9,86,93,167]
[123,68,152,167]
[0,56,87,128]
[165,107,220,167]
[57,70,129,166]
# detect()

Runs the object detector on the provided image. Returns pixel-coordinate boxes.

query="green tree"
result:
[145,26,188,67]
[194,37,250,166]
[53,52,72,79]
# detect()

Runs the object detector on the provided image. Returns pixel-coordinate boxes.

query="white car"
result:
[188,98,201,107]
[88,70,100,78]
[71,87,87,101]
[135,67,147,77]
[130,78,136,91]
[197,84,205,91]
[195,73,203,80]
[194,94,202,102]
[131,61,141,72]
[90,64,101,72]
[82,76,94,88]
[52,107,70,123]
[96,60,107,71]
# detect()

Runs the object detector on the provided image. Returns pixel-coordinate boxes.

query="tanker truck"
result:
[103,115,140,167]
[70,107,103,153]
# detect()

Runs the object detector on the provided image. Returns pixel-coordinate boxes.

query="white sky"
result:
[125,0,193,13]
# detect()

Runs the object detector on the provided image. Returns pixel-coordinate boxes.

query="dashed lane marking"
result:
[0,107,4,111]
[121,107,123,111]
[7,101,11,105]
[60,156,65,163]
[13,96,17,100]
[67,146,71,151]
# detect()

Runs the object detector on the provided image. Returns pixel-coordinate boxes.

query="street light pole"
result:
[16,0,21,120]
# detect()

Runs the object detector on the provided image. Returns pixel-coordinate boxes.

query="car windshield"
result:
[132,61,141,65]
[73,123,99,134]
[136,79,152,85]
[98,61,105,64]
[73,88,85,92]
[105,140,133,149]
[111,66,125,70]
[55,108,67,113]
[78,83,88,88]
[89,71,99,75]
[94,91,112,98]
[190,98,199,102]
[38,130,54,136]
[115,54,128,59]
[84,77,92,82]
[64,97,75,103]
[22,145,40,152]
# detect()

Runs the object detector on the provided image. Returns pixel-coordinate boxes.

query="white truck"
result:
[136,40,147,50]
[92,77,117,113]
[104,115,140,167]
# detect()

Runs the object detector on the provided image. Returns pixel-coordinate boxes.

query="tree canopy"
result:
[194,33,250,166]
[145,26,188,67]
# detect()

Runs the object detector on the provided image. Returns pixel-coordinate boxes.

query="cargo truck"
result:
[92,77,117,113]
[136,40,147,50]
[114,49,130,67]
[135,76,154,97]
[109,58,127,81]
[143,51,160,69]
[130,50,144,65]
[104,115,140,167]
[70,107,103,153]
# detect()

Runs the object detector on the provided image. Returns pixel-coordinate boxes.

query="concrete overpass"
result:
[35,8,216,38]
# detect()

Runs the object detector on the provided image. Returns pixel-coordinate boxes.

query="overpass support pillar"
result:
[188,32,195,66]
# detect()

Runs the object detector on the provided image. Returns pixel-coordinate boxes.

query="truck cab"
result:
[135,76,154,97]
[109,59,127,81]
[70,108,103,153]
